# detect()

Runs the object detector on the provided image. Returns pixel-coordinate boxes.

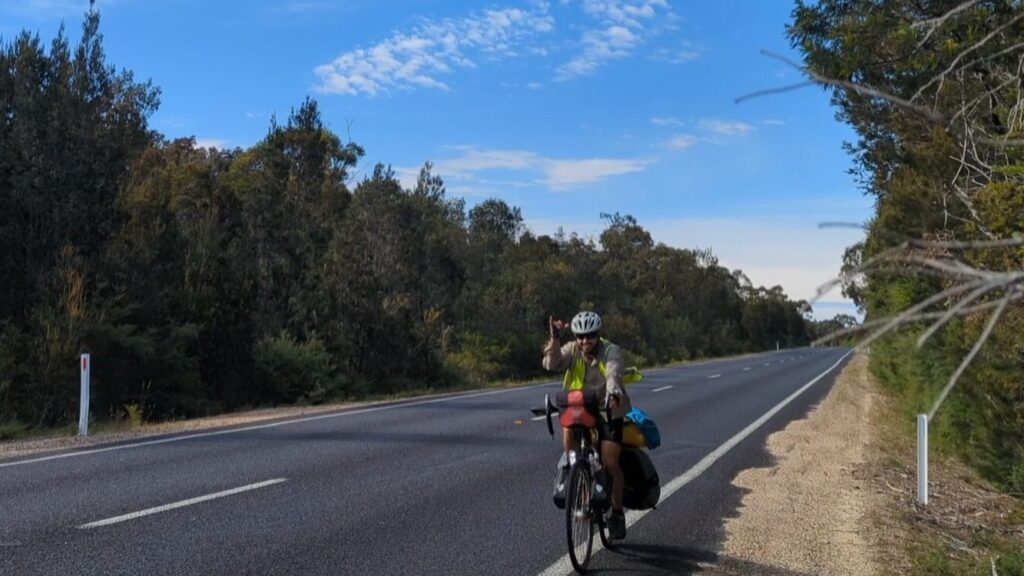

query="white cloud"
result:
[557,0,672,79]
[581,0,667,28]
[651,116,685,127]
[658,49,700,64]
[315,5,554,96]
[665,134,697,149]
[194,138,228,150]
[544,157,649,188]
[761,119,787,126]
[700,119,756,137]
[404,146,652,192]
[435,147,540,176]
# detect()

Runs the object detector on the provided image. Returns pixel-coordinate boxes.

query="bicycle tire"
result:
[565,461,594,573]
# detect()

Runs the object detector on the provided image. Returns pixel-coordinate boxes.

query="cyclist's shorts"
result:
[598,418,624,445]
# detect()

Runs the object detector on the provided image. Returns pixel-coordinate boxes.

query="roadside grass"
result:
[0,420,29,441]
[867,355,1024,576]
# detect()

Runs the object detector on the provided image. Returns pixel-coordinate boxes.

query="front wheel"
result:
[566,461,594,572]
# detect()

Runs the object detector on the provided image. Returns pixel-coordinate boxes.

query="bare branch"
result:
[748,51,945,123]
[916,280,1006,347]
[734,81,816,104]
[912,0,983,51]
[912,10,1024,103]
[852,280,987,350]
[812,294,1022,346]
[928,288,1014,420]
[906,237,1024,250]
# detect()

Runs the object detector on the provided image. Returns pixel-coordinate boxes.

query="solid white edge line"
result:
[651,386,673,393]
[536,349,854,576]
[1,347,832,470]
[77,478,287,529]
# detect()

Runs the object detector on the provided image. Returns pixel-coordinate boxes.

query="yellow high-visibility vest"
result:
[562,340,644,391]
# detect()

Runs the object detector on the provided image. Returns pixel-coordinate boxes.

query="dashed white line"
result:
[652,385,673,393]
[743,367,752,371]
[708,374,721,380]
[531,415,547,421]
[78,478,288,529]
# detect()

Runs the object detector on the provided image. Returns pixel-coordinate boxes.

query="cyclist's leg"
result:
[599,419,625,511]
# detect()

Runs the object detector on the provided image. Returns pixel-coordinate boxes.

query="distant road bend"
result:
[0,347,852,576]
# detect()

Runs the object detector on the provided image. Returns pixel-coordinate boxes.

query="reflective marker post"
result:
[917,414,928,505]
[79,353,90,437]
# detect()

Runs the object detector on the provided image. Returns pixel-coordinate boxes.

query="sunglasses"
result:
[575,333,599,341]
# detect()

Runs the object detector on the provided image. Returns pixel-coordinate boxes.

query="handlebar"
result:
[530,390,614,438]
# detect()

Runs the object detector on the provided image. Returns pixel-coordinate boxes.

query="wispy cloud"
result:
[651,116,685,127]
[435,147,540,175]
[545,157,649,188]
[557,0,671,80]
[194,138,229,150]
[665,134,697,150]
[407,146,652,191]
[315,5,554,96]
[652,40,702,64]
[700,119,756,137]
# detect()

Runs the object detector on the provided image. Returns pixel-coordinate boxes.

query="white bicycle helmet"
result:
[570,311,602,335]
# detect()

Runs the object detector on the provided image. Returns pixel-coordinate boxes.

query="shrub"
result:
[253,333,334,404]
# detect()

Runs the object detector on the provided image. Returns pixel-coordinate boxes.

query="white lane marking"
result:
[763,362,772,366]
[537,349,854,576]
[2,348,837,469]
[531,415,548,421]
[78,478,287,529]
[1,384,554,469]
[652,386,673,393]
[708,374,721,380]
[743,367,751,371]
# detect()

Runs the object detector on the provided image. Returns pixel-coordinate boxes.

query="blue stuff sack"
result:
[625,407,661,450]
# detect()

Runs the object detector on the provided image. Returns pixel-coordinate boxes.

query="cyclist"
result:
[543,310,631,540]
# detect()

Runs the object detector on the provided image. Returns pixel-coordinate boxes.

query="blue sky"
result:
[1,0,871,319]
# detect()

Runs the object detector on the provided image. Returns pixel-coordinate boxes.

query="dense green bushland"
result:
[790,0,1024,493]
[0,12,826,431]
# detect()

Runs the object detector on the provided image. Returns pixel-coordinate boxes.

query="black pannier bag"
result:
[620,446,660,510]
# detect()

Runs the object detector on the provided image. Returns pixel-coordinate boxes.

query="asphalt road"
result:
[0,346,852,576]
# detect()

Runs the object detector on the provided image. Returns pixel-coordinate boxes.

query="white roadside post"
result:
[79,353,91,436]
[917,413,928,505]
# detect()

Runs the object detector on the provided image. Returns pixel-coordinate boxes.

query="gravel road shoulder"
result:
[717,351,882,576]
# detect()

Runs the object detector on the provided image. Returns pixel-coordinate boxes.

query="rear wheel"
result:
[566,461,594,572]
